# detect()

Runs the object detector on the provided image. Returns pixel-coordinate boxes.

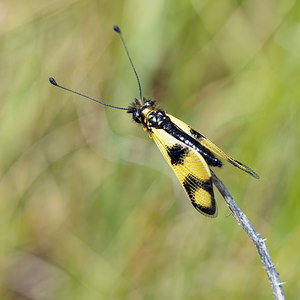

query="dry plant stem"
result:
[211,172,285,300]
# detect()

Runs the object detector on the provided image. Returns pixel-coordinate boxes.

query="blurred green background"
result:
[0,0,298,299]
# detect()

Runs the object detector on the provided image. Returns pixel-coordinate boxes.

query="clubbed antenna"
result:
[113,25,143,101]
[49,77,128,111]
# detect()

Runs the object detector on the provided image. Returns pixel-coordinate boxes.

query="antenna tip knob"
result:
[49,77,58,86]
[113,25,121,34]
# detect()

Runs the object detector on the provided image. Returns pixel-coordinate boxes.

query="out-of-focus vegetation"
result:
[0,0,299,299]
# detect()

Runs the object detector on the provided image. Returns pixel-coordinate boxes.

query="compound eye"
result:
[144,100,154,108]
[133,110,142,123]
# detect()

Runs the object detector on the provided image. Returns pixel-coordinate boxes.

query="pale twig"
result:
[211,171,285,300]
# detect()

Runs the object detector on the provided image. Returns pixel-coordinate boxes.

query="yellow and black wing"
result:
[150,127,217,217]
[167,114,259,179]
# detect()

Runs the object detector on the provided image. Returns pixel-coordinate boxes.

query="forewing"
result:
[150,128,217,217]
[167,114,259,179]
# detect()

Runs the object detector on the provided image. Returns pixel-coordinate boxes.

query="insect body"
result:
[127,98,259,217]
[49,26,259,217]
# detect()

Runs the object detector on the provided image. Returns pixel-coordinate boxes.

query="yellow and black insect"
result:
[49,25,259,217]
